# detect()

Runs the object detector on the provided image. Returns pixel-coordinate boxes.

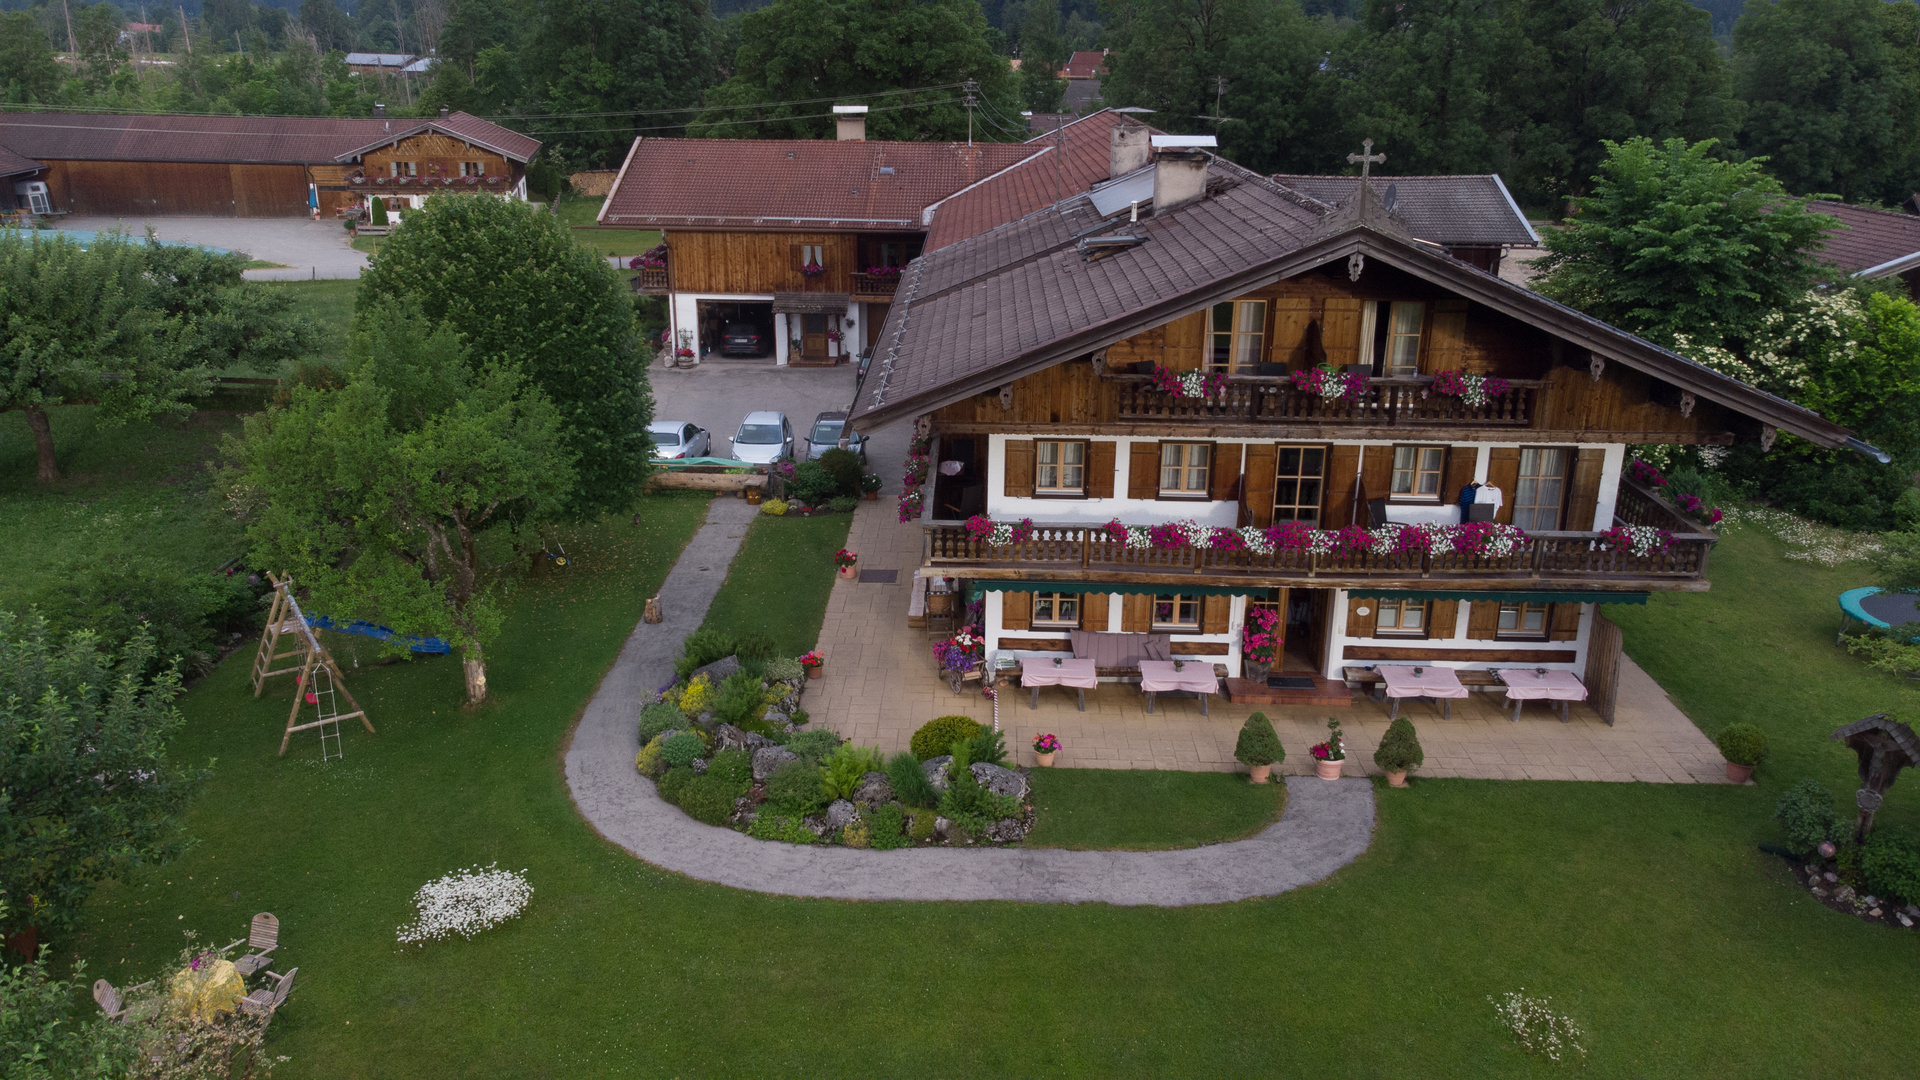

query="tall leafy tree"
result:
[230,302,576,704]
[0,614,206,944]
[689,0,1021,142]
[355,195,653,520]
[1211,1,1339,172]
[1101,0,1260,138]
[0,12,62,103]
[299,0,360,54]
[1733,0,1920,203]
[1015,0,1069,113]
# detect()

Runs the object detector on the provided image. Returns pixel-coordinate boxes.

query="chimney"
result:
[373,102,386,118]
[1110,123,1150,178]
[1150,134,1216,213]
[833,104,868,141]
[438,105,448,119]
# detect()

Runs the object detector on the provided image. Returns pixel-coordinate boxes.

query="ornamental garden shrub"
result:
[712,670,769,726]
[760,498,789,516]
[676,674,714,716]
[1861,828,1920,905]
[763,656,803,683]
[733,631,778,661]
[676,773,741,826]
[1775,778,1843,854]
[638,701,686,746]
[968,728,1008,768]
[657,767,694,804]
[789,461,841,506]
[1234,712,1284,767]
[911,715,981,761]
[747,812,817,844]
[1716,722,1771,767]
[819,447,864,494]
[786,729,842,763]
[867,803,910,849]
[828,496,859,513]
[635,736,667,778]
[766,760,826,814]
[887,751,938,808]
[822,745,885,801]
[841,817,872,847]
[708,749,753,788]
[908,808,938,841]
[661,731,705,770]
[674,628,737,681]
[1373,717,1424,773]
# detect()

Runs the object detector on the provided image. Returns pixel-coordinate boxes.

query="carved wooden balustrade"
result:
[851,272,899,297]
[1112,374,1541,426]
[635,266,669,292]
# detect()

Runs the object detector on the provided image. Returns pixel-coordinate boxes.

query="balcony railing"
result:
[635,267,668,292]
[852,272,899,297]
[1113,374,1541,426]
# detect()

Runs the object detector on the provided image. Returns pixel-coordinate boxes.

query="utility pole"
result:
[1204,76,1239,136]
[61,0,75,56]
[178,5,191,55]
[963,78,978,148]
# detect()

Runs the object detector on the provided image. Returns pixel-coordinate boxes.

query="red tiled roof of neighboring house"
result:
[0,110,540,166]
[598,138,1037,230]
[1812,200,1920,277]
[0,143,44,177]
[1270,174,1539,248]
[1061,51,1108,78]
[923,110,1160,249]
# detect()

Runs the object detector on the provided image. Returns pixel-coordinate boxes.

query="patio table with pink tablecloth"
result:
[1377,664,1469,720]
[1021,658,1097,711]
[1496,668,1588,723]
[1138,660,1220,715]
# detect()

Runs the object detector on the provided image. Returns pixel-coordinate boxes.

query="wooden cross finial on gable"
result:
[1348,138,1386,180]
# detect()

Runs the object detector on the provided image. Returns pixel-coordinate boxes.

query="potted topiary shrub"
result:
[1372,716,1423,787]
[860,474,883,500]
[1716,722,1770,783]
[1234,712,1284,783]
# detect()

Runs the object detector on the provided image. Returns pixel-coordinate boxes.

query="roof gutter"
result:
[599,136,643,225]
[1853,249,1920,279]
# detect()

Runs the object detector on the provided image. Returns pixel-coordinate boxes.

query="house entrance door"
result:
[1285,588,1333,674]
[802,314,829,359]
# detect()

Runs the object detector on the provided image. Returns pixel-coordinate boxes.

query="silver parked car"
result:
[729,411,793,464]
[648,420,711,460]
[802,411,867,462]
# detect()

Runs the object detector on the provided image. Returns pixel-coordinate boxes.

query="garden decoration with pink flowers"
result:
[958,514,1539,559]
[897,434,932,523]
[1627,458,1724,526]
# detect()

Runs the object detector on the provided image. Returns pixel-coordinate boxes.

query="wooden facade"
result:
[662,230,922,297]
[40,160,311,216]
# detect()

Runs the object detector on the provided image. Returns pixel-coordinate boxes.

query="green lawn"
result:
[55,513,1920,1077]
[698,510,853,656]
[1024,768,1285,849]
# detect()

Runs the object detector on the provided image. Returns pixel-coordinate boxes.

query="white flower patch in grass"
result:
[1489,989,1586,1063]
[396,863,532,945]
[1719,507,1883,566]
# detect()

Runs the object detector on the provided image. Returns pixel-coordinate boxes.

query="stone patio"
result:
[806,501,1730,784]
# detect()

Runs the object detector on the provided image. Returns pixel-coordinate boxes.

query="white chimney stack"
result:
[1110,123,1150,178]
[1150,134,1216,213]
[833,105,869,142]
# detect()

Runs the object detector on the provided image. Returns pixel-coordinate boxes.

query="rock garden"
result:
[635,631,1035,846]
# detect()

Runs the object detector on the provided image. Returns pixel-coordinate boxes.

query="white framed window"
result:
[1207,299,1267,373]
[1375,599,1429,637]
[460,161,485,177]
[1033,592,1081,628]
[389,161,417,177]
[1391,446,1446,500]
[1385,301,1425,376]
[800,244,824,265]
[1513,448,1570,531]
[1035,440,1086,495]
[1497,602,1550,639]
[1152,594,1201,630]
[1273,444,1325,524]
[1159,442,1210,497]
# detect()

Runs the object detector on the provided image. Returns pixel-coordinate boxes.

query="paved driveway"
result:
[52,215,368,281]
[650,359,909,489]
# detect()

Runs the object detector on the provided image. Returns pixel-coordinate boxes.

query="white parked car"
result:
[729,411,794,464]
[648,420,711,459]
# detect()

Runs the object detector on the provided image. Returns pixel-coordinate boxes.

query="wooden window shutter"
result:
[1162,311,1205,372]
[1424,299,1468,374]
[1209,442,1242,501]
[1001,590,1031,631]
[1241,443,1277,527]
[1565,447,1607,532]
[1549,602,1583,641]
[1080,592,1110,632]
[789,243,804,272]
[1484,448,1521,526]
[1201,595,1231,635]
[1120,593,1152,632]
[1429,599,1460,639]
[1269,298,1314,368]
[1321,299,1364,368]
[1003,440,1036,498]
[1466,601,1501,640]
[1127,441,1160,500]
[1345,595,1378,638]
[1360,445,1394,506]
[1085,441,1116,498]
[1323,445,1363,527]
[1441,446,1477,509]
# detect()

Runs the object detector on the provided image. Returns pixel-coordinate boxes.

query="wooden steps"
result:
[1222,673,1354,707]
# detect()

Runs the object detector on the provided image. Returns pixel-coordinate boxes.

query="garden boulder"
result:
[689,654,742,686]
[921,755,954,792]
[970,762,1029,800]
[853,772,894,807]
[989,818,1026,843]
[713,723,774,755]
[822,799,860,831]
[751,745,799,782]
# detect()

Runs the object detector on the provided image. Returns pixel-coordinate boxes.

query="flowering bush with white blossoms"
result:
[1670,288,1861,397]
[1719,507,1883,566]
[1489,990,1587,1063]
[1597,524,1671,558]
[1149,365,1230,398]
[396,863,533,945]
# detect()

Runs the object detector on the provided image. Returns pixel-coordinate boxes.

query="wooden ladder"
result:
[250,574,311,697]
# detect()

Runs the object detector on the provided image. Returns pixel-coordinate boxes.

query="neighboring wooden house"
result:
[1271,174,1539,274]
[0,143,47,214]
[852,138,1877,692]
[0,107,539,218]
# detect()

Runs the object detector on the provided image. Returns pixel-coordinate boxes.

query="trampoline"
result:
[1838,586,1920,643]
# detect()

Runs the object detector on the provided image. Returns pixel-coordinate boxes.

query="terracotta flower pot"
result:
[838,565,857,578]
[1248,763,1272,784]
[864,490,879,500]
[1036,751,1057,768]
[1725,761,1755,784]
[806,665,823,680]
[1386,769,1409,788]
[1315,758,1343,780]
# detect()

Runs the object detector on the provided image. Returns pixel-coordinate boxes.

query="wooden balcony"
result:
[634,266,669,293]
[852,272,899,298]
[1114,374,1541,427]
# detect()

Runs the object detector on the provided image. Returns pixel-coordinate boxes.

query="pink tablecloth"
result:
[1497,669,1588,701]
[1022,658,1098,689]
[1378,665,1469,700]
[1138,660,1220,695]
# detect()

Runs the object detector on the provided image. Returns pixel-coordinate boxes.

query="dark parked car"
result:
[719,322,767,357]
[803,411,867,462]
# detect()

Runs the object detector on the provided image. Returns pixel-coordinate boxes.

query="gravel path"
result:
[563,497,1377,905]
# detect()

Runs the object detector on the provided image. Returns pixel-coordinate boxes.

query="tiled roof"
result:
[337,112,542,163]
[1062,80,1105,115]
[599,138,1036,230]
[0,110,540,166]
[0,143,43,177]
[853,160,1854,450]
[923,111,1159,249]
[1813,201,1920,276]
[1062,51,1109,78]
[1270,174,1539,247]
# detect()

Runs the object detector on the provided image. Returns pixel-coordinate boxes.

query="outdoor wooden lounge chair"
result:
[92,978,152,1023]
[230,912,280,977]
[237,967,296,1023]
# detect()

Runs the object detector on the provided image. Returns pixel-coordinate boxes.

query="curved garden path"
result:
[563,498,1377,906]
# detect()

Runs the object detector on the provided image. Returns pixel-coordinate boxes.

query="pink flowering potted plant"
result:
[834,548,858,578]
[800,650,826,680]
[1242,606,1280,682]
[1310,716,1347,779]
[1033,733,1060,767]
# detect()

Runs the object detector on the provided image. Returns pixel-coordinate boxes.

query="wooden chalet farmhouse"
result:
[0,106,538,218]
[852,137,1878,694]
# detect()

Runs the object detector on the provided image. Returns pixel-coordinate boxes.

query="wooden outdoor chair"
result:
[230,913,279,977]
[93,978,152,1023]
[237,967,296,1023]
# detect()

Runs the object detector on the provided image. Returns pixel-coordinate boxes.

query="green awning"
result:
[1347,589,1649,605]
[968,581,1254,600]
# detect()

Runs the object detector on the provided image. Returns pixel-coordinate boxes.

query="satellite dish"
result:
[1383,182,1398,212]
